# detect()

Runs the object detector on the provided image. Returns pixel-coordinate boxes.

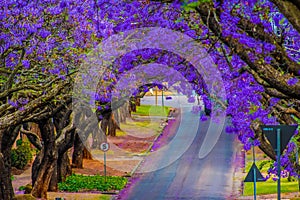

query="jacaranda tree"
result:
[0,1,96,198]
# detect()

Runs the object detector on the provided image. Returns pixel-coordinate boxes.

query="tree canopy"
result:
[1,0,300,198]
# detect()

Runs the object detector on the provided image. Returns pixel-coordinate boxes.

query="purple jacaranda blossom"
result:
[39,29,51,38]
[8,99,18,107]
[22,60,30,69]
[287,77,298,86]
[264,56,272,64]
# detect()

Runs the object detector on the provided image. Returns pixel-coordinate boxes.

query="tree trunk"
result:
[49,152,71,191]
[92,127,100,149]
[72,133,84,168]
[58,153,71,182]
[119,102,130,123]
[0,153,14,200]
[108,113,117,137]
[101,112,110,136]
[48,159,58,192]
[83,147,93,160]
[49,108,75,192]
[31,119,58,199]
[0,126,20,200]
[129,97,137,112]
[136,98,141,106]
[114,109,121,128]
[31,151,43,189]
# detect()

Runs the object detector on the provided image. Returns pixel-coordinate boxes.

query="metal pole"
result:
[252,144,256,200]
[277,128,281,200]
[155,86,158,106]
[104,152,107,182]
[294,142,300,192]
[162,89,164,108]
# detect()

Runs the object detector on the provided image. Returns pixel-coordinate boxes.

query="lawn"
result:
[243,178,299,196]
[243,160,300,196]
[121,119,163,134]
[133,104,171,117]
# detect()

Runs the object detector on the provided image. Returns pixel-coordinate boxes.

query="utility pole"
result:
[162,89,164,108]
[155,86,158,106]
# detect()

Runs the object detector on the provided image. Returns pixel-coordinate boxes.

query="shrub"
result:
[11,140,33,169]
[58,174,128,192]
[16,139,23,146]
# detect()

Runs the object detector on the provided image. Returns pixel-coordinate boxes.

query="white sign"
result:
[100,142,110,152]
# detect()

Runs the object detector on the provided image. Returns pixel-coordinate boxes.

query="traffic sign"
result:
[261,124,298,200]
[261,125,297,154]
[244,163,265,182]
[100,142,110,152]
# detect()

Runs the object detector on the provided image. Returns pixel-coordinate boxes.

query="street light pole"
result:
[162,89,164,108]
[155,86,158,106]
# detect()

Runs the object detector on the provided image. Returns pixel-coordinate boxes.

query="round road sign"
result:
[100,142,110,152]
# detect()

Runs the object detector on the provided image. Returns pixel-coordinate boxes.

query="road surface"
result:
[120,96,239,200]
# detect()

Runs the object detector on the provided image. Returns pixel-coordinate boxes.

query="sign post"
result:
[261,125,298,200]
[252,142,257,200]
[244,141,265,200]
[276,128,281,200]
[100,142,110,182]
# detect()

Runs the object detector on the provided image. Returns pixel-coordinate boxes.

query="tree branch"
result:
[20,127,42,150]
[270,0,300,33]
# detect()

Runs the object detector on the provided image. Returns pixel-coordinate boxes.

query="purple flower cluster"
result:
[2,0,300,179]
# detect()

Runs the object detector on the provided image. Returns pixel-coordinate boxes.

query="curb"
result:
[128,117,169,177]
[101,190,119,195]
[230,139,246,199]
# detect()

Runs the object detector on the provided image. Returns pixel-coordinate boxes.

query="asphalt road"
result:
[121,96,238,200]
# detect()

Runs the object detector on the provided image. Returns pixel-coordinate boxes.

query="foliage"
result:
[18,184,33,194]
[1,0,300,185]
[58,174,128,192]
[11,140,33,170]
[16,139,23,146]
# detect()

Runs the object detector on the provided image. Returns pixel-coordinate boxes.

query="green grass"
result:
[58,174,128,192]
[243,159,300,196]
[243,178,299,195]
[125,120,163,133]
[133,105,170,117]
